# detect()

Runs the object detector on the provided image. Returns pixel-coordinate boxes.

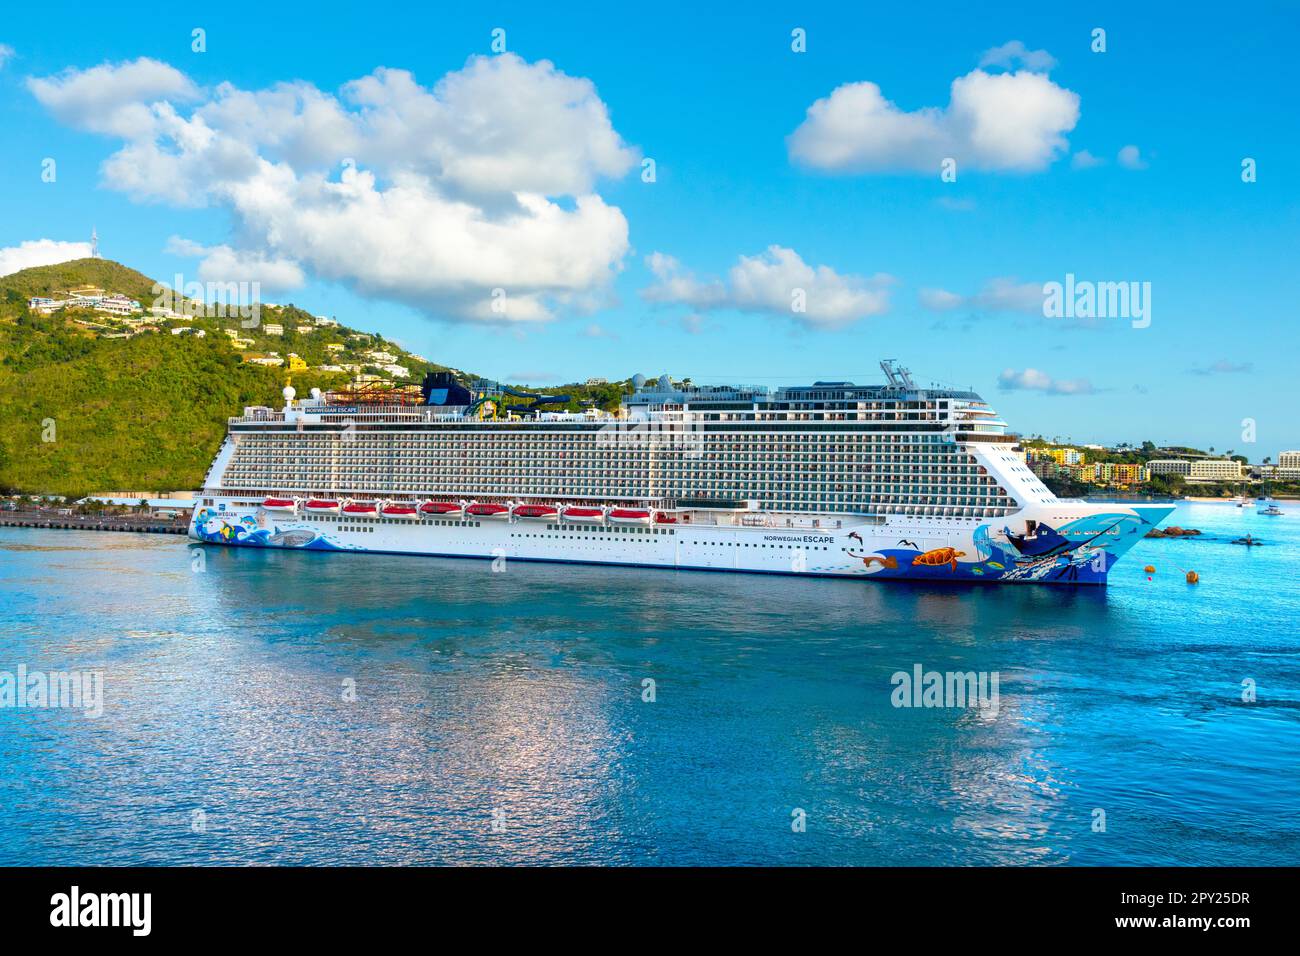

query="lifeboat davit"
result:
[514,503,558,520]
[419,501,464,518]
[654,511,678,524]
[381,503,420,519]
[262,497,297,514]
[304,498,340,514]
[466,503,511,519]
[342,501,378,516]
[561,506,605,523]
[608,508,652,526]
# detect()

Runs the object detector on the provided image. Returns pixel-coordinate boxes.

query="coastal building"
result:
[1088,462,1148,488]
[1273,450,1300,480]
[287,353,308,372]
[325,342,345,352]
[366,350,398,364]
[244,353,285,367]
[92,294,142,316]
[263,323,284,336]
[296,324,315,334]
[1189,459,1245,481]
[380,363,410,379]
[1149,458,1243,481]
[314,315,338,327]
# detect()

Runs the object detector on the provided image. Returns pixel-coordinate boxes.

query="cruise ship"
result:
[190,361,1173,584]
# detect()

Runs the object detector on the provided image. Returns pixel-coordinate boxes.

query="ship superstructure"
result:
[191,362,1172,584]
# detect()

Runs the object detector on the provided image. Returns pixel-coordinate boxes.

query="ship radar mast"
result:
[879,359,915,388]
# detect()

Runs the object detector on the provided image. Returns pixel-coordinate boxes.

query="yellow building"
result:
[287,353,308,372]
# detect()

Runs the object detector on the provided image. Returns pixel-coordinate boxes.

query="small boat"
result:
[342,501,379,516]
[261,497,297,514]
[1257,496,1283,515]
[466,502,511,519]
[561,506,606,523]
[513,504,558,520]
[381,503,420,519]
[654,511,678,524]
[304,498,341,514]
[608,507,652,525]
[419,501,464,517]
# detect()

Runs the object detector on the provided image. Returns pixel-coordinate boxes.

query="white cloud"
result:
[1071,149,1105,170]
[29,54,638,322]
[0,239,93,277]
[644,246,893,328]
[998,367,1094,395]
[0,44,14,69]
[166,236,305,293]
[788,51,1079,174]
[979,40,1057,73]
[920,277,1043,314]
[1117,144,1148,170]
[28,57,199,138]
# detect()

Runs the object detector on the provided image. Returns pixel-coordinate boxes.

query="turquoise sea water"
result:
[0,501,1297,866]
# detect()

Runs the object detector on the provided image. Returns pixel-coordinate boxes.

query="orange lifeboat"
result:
[262,497,297,514]
[513,504,558,520]
[419,501,464,518]
[304,498,340,515]
[654,511,677,524]
[342,501,378,516]
[561,506,605,523]
[608,508,652,526]
[382,503,420,519]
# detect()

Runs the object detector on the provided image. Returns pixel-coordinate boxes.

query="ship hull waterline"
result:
[190,502,1174,586]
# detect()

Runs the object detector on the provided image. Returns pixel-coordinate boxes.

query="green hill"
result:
[0,257,639,497]
[1,257,175,305]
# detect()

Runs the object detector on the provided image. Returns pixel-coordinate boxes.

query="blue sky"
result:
[1,1,1297,456]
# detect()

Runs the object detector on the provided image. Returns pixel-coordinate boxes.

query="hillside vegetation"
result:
[0,258,639,496]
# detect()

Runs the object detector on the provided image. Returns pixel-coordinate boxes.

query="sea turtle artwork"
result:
[911,547,966,571]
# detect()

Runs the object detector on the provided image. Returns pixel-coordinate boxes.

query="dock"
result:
[0,511,190,535]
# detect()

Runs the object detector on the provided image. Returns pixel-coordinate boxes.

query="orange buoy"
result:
[1186,570,1199,584]
[1144,565,1156,573]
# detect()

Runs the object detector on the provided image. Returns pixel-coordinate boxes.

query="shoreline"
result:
[0,511,189,535]
[1183,495,1300,503]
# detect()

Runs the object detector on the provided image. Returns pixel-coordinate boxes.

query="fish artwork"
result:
[268,530,319,547]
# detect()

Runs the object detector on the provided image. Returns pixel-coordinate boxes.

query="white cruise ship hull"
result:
[189,500,1172,585]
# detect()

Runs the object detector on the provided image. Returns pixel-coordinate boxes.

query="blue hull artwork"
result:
[841,507,1172,584]
[192,509,353,551]
[192,505,1171,584]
